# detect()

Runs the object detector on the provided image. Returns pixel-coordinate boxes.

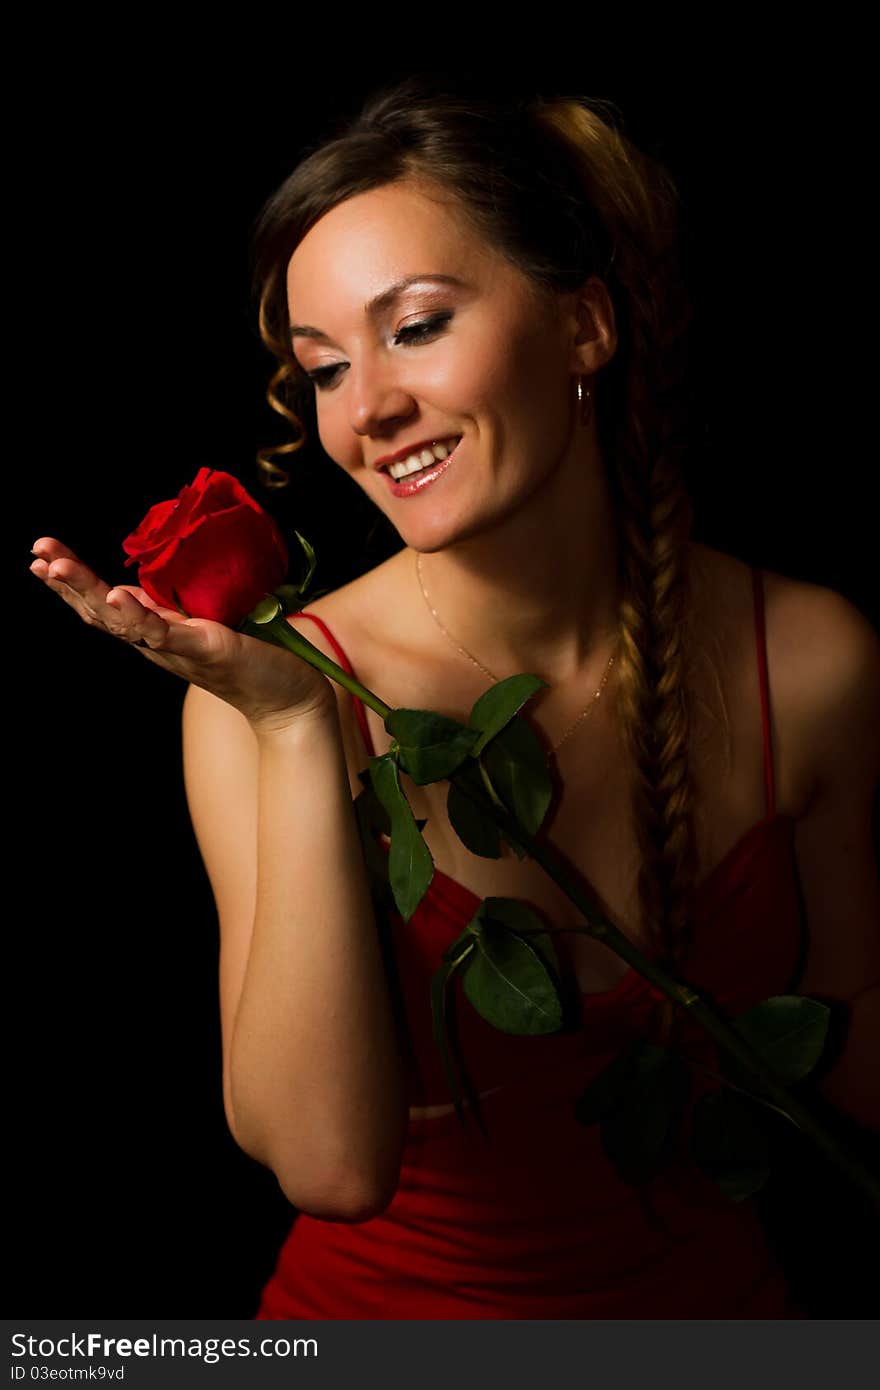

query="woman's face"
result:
[286,178,595,548]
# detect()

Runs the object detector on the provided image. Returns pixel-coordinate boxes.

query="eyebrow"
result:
[289,273,470,342]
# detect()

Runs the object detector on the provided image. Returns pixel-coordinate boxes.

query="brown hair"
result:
[248,74,700,1015]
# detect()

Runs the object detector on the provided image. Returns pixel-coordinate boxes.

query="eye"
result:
[306,312,454,391]
[394,312,454,346]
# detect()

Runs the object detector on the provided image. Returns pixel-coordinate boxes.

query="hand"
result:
[29,537,336,728]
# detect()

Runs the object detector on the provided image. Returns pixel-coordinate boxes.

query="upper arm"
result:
[788,585,880,1129]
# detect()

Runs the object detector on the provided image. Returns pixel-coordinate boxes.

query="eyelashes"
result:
[305,312,454,391]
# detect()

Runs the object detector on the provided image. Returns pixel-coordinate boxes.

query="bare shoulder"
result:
[693,541,880,813]
[766,565,879,805]
[285,551,401,674]
[753,560,880,1034]
[283,554,404,793]
[760,559,877,679]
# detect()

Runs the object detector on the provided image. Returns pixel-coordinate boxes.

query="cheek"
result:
[506,324,570,442]
[315,417,359,474]
[489,331,571,475]
[475,315,561,407]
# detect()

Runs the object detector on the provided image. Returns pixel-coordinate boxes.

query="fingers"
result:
[104,585,170,649]
[112,584,177,618]
[30,541,225,667]
[31,542,113,612]
[31,541,178,621]
[30,538,168,650]
[30,537,80,564]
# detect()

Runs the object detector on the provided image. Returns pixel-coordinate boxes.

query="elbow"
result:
[276,1089,410,1221]
[226,1067,409,1220]
[274,1114,409,1222]
[231,1128,404,1219]
[223,1093,265,1166]
[277,1163,401,1223]
[224,1124,393,1219]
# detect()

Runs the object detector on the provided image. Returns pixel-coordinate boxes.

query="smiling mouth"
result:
[382,436,463,480]
[380,438,462,495]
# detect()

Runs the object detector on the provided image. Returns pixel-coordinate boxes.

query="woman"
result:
[29,75,880,1318]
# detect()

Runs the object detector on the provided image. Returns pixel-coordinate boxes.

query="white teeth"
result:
[387,437,461,480]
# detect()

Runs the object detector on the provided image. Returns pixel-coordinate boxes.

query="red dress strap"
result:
[289,612,376,759]
[750,566,776,817]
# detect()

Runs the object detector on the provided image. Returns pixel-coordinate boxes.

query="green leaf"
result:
[467,674,549,756]
[357,764,427,841]
[441,922,482,964]
[354,772,393,836]
[460,904,564,1036]
[247,594,284,624]
[481,715,554,837]
[368,753,435,923]
[472,760,529,861]
[574,1039,690,1123]
[447,765,504,859]
[720,995,832,1098]
[691,1088,773,1200]
[599,1048,692,1186]
[353,788,395,912]
[385,708,480,783]
[292,529,318,594]
[711,995,828,1100]
[478,898,562,978]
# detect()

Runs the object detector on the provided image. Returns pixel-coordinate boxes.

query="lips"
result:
[380,438,462,496]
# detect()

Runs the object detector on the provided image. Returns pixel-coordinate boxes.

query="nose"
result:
[347,355,416,440]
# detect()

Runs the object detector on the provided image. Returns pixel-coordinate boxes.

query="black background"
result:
[13,32,878,1319]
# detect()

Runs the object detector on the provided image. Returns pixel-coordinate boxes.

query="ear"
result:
[559,275,618,376]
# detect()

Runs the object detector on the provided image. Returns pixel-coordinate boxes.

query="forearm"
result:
[230,703,409,1217]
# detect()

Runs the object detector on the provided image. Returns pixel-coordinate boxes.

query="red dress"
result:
[255,567,809,1319]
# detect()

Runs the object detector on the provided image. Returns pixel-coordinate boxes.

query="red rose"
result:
[122,468,289,626]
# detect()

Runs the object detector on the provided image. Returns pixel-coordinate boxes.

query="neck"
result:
[410,442,621,688]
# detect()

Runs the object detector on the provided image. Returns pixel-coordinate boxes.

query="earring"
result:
[577,374,593,427]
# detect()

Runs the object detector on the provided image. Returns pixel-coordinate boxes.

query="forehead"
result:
[285,180,505,312]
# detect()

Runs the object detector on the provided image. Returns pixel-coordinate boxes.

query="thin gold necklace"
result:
[415,551,617,756]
